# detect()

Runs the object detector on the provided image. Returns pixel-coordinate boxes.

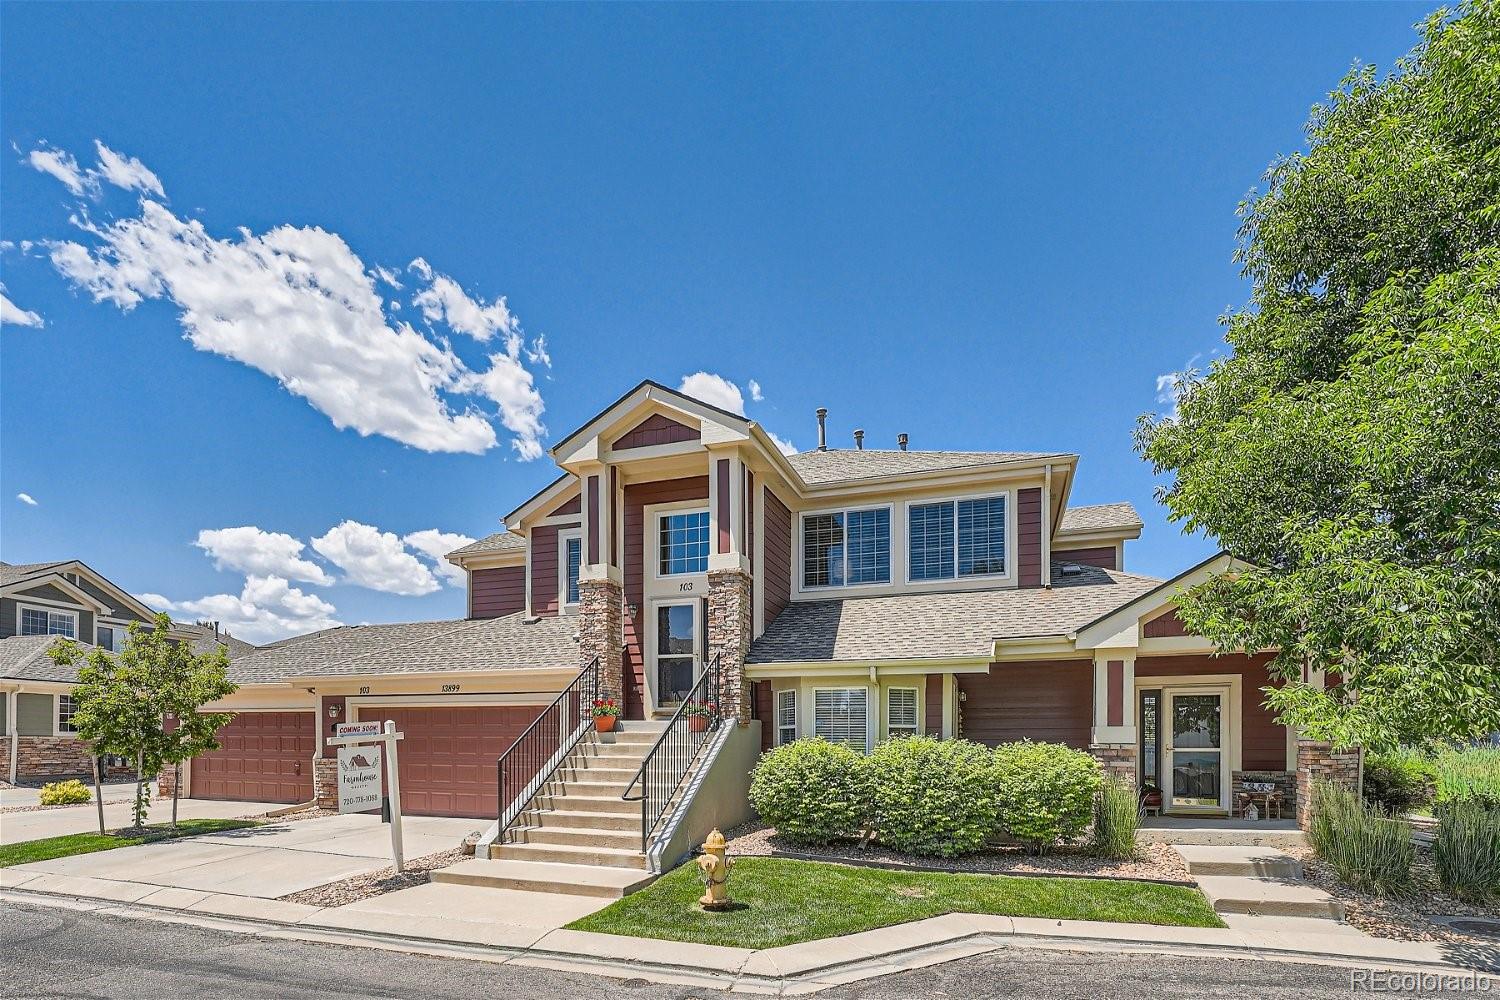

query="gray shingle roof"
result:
[227,614,577,684]
[0,635,78,682]
[785,449,1073,487]
[747,563,1162,664]
[0,561,72,586]
[447,532,526,558]
[175,622,259,660]
[1059,502,1143,533]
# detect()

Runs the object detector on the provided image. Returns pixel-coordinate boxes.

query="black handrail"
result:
[621,653,722,855]
[494,656,599,844]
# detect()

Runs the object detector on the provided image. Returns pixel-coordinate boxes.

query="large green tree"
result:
[1137,1,1500,751]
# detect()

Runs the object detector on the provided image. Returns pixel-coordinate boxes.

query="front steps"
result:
[431,721,666,898]
[1174,845,1348,922]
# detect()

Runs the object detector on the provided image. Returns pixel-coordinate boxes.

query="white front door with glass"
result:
[654,601,700,705]
[646,505,711,711]
[1164,689,1228,811]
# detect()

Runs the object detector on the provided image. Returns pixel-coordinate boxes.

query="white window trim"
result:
[904,489,1015,586]
[811,686,871,752]
[95,620,134,652]
[796,502,896,595]
[885,686,920,739]
[557,528,583,614]
[17,603,80,640]
[652,503,712,581]
[56,693,80,738]
[775,688,797,746]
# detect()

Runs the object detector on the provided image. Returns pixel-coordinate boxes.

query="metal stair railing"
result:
[620,653,722,854]
[494,656,600,844]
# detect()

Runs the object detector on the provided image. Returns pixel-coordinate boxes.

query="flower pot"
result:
[688,715,709,733]
[594,716,615,733]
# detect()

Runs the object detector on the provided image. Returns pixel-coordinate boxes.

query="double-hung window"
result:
[813,688,868,751]
[908,495,1008,581]
[57,695,78,734]
[802,507,890,589]
[886,688,918,738]
[776,689,797,746]
[20,606,77,639]
[96,624,130,652]
[658,511,710,576]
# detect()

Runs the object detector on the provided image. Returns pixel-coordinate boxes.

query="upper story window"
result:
[20,606,77,639]
[908,495,1008,581]
[560,533,582,608]
[96,624,130,652]
[58,695,78,734]
[802,507,890,589]
[658,510,710,576]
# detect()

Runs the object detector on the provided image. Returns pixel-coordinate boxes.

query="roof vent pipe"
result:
[816,408,828,451]
[897,433,909,452]
[854,429,865,450]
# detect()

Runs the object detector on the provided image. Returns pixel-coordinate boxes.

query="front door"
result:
[1164,689,1228,812]
[653,600,700,706]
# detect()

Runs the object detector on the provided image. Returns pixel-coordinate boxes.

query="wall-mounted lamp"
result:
[327,703,342,719]
[626,601,639,620]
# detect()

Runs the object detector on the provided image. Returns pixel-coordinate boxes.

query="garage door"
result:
[374,705,542,818]
[192,711,315,803]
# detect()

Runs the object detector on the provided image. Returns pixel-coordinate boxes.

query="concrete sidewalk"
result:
[0,797,285,845]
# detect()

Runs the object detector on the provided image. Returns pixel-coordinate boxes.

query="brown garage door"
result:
[192,711,315,803]
[375,705,542,818]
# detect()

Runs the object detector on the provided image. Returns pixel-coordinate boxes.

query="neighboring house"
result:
[0,560,254,784]
[187,379,1339,842]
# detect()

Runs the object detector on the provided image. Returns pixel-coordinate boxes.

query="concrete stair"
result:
[431,858,655,898]
[1174,844,1304,879]
[1174,845,1347,922]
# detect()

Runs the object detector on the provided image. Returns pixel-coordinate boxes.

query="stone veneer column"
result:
[708,569,752,725]
[314,757,339,809]
[577,577,625,705]
[1296,740,1362,829]
[1089,743,1138,790]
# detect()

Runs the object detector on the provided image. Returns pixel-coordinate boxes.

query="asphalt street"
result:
[0,898,1426,999]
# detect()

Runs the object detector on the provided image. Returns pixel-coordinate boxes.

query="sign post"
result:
[327,720,405,872]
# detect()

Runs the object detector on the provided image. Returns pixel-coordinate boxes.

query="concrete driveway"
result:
[0,781,141,808]
[0,797,282,845]
[3,813,477,901]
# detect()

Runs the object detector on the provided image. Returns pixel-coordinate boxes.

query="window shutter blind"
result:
[814,689,868,750]
[888,688,918,736]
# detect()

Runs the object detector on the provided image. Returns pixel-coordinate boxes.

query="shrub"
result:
[868,736,997,857]
[1434,800,1500,903]
[1307,780,1413,897]
[38,779,92,806]
[749,738,871,846]
[1362,748,1435,813]
[1091,777,1141,860]
[1434,747,1500,808]
[992,741,1101,854]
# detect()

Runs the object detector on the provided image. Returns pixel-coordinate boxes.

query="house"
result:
[181,380,1352,868]
[0,560,255,784]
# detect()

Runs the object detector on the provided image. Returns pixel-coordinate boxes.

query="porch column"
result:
[707,448,752,725]
[1089,651,1137,788]
[1295,740,1362,830]
[577,460,625,705]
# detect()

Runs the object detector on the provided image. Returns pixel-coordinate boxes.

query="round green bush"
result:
[869,736,998,857]
[992,741,1102,853]
[39,779,92,806]
[1362,749,1435,813]
[749,738,871,845]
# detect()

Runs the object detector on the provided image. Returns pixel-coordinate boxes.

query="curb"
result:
[4,884,1494,990]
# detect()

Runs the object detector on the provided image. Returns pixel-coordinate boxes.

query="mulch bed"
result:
[723,821,1192,883]
[1291,845,1500,950]
[279,848,467,907]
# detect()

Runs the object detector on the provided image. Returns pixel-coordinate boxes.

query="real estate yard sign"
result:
[337,743,383,814]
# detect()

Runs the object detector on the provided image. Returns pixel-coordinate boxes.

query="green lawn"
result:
[0,818,260,868]
[567,856,1225,949]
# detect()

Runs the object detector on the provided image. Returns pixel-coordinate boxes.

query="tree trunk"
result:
[133,750,147,830]
[91,755,105,836]
[171,763,180,831]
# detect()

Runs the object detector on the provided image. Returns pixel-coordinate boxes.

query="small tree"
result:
[160,645,235,830]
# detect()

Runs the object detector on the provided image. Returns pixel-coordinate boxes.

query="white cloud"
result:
[1,289,42,328]
[91,141,164,197]
[193,526,332,585]
[748,379,763,402]
[34,142,550,457]
[311,520,439,596]
[765,430,798,456]
[1154,355,1202,420]
[678,372,746,415]
[15,492,38,506]
[371,265,402,289]
[403,529,475,587]
[150,574,340,644]
[27,144,94,196]
[525,333,551,368]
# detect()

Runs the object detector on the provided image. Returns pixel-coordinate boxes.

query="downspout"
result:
[6,687,19,784]
[1042,464,1053,588]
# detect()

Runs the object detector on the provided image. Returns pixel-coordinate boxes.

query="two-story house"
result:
[0,559,254,784]
[186,380,1339,880]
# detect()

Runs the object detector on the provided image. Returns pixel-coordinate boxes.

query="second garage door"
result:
[192,711,316,804]
[374,705,542,818]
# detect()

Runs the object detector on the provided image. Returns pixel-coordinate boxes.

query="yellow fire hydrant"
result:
[696,828,733,911]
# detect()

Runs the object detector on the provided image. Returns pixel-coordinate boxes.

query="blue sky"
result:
[1,3,1427,642]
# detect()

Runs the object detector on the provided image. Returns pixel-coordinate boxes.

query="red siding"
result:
[587,475,601,564]
[754,681,774,752]
[623,476,710,720]
[471,566,525,619]
[529,524,576,616]
[716,459,731,554]
[924,674,943,735]
[1135,653,1286,771]
[1107,660,1124,727]
[762,489,792,630]
[555,493,581,515]
[609,467,619,567]
[958,660,1092,748]
[1017,488,1043,587]
[613,413,700,450]
[1055,544,1116,570]
[1143,608,1193,638]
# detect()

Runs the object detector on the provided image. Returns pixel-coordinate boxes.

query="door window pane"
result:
[1172,695,1221,749]
[656,604,697,703]
[1172,751,1222,802]
[1139,690,1161,787]
[659,511,710,575]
